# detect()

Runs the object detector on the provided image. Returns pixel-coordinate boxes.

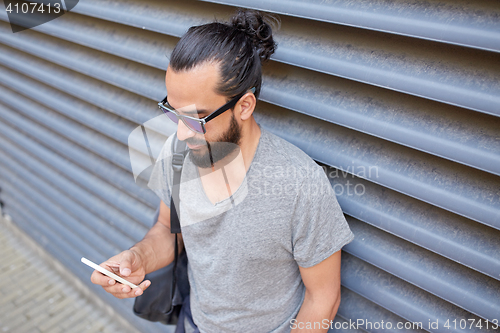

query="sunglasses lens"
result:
[161,107,179,124]
[183,117,204,133]
[160,104,204,133]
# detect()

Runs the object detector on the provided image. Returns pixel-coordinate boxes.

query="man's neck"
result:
[239,118,262,172]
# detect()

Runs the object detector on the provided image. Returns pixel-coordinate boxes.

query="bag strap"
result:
[169,134,186,304]
[170,134,186,234]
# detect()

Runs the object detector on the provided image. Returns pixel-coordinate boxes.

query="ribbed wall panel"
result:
[0,0,498,332]
[330,172,500,281]
[198,0,500,52]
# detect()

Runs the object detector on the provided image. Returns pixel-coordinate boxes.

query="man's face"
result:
[165,62,242,168]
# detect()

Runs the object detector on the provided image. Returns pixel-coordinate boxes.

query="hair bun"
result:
[231,9,278,62]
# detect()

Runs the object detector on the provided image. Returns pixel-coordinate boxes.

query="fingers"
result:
[90,268,111,287]
[118,250,135,277]
[89,250,148,299]
[103,279,151,299]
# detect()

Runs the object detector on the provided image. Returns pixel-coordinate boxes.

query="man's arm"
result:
[90,200,183,298]
[292,250,342,333]
[130,200,184,274]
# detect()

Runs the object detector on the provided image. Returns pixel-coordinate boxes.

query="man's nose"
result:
[176,118,196,142]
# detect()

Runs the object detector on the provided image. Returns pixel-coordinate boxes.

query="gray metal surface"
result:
[329,171,500,281]
[0,0,499,332]
[338,287,427,333]
[345,218,500,321]
[9,0,498,116]
[198,0,500,53]
[1,18,500,175]
[341,253,498,333]
[255,108,500,230]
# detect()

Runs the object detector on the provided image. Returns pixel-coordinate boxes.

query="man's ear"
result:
[237,92,257,121]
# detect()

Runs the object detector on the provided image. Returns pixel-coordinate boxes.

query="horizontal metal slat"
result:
[197,0,500,53]
[262,62,500,176]
[345,218,500,320]
[0,120,152,227]
[0,67,156,172]
[0,82,158,207]
[342,253,498,333]
[0,48,160,128]
[0,180,119,259]
[1,184,107,266]
[338,287,426,333]
[329,170,500,281]
[270,15,500,118]
[0,62,175,186]
[0,83,131,170]
[0,66,136,149]
[61,0,221,37]
[0,162,135,250]
[32,0,500,117]
[0,135,148,240]
[0,9,175,71]
[0,21,165,100]
[255,105,500,230]
[0,53,177,157]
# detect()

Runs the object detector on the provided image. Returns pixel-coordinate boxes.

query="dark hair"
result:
[169,9,278,100]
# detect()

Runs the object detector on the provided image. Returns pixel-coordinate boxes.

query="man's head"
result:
[163,9,277,168]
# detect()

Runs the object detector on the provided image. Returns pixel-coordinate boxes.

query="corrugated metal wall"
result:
[0,0,499,332]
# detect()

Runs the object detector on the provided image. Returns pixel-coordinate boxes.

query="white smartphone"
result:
[81,257,139,289]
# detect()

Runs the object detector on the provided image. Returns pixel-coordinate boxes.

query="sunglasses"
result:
[158,87,256,134]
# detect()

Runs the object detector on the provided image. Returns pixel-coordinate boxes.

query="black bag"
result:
[133,135,190,325]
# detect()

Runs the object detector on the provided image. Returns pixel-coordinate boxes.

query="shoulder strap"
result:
[170,134,187,234]
[169,134,187,305]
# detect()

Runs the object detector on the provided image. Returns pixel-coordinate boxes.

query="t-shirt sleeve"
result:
[147,135,174,208]
[291,163,354,268]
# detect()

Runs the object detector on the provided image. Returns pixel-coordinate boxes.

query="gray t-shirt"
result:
[149,127,354,333]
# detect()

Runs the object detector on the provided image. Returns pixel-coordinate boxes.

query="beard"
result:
[187,112,241,168]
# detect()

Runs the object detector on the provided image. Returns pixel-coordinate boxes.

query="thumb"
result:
[119,250,136,277]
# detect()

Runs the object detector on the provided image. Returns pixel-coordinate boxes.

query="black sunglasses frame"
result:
[158,87,256,134]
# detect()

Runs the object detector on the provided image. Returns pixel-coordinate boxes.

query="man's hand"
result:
[90,249,151,299]
[91,201,178,298]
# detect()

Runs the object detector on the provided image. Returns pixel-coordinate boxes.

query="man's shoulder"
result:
[257,128,325,183]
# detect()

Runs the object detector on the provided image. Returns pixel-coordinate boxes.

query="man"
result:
[91,9,354,333]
